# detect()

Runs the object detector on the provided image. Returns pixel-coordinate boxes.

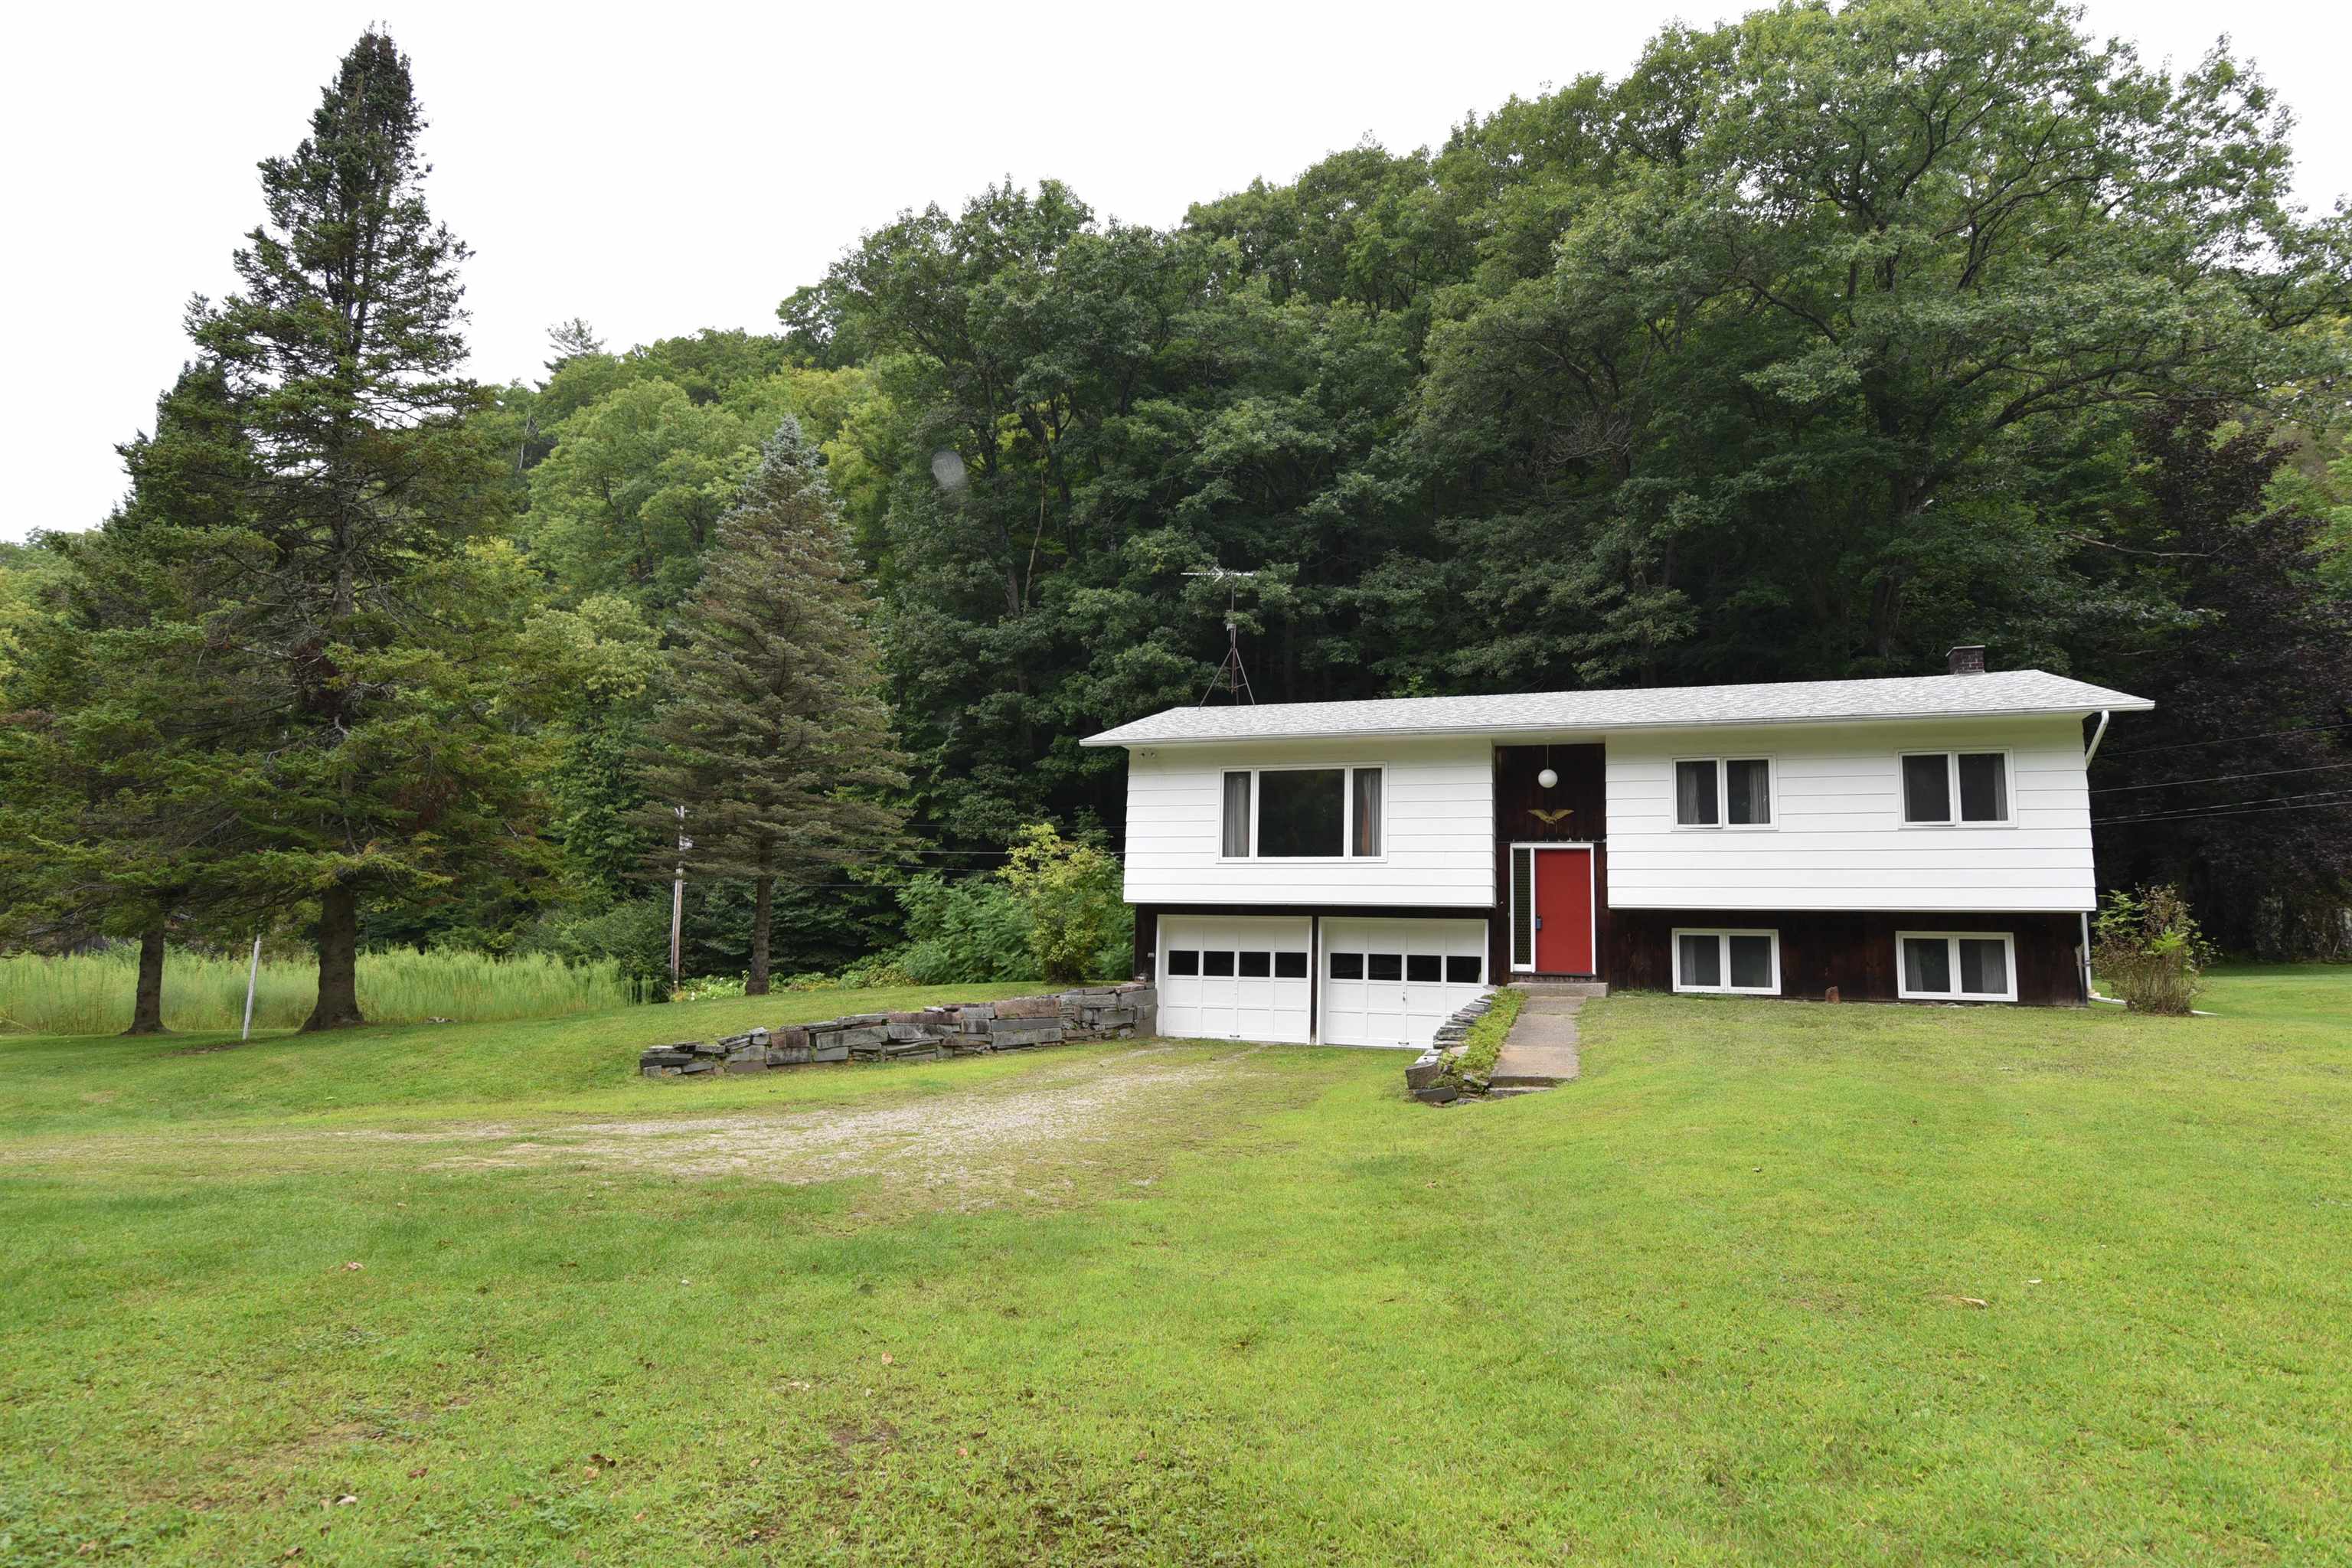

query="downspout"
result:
[2081,710,2112,1004]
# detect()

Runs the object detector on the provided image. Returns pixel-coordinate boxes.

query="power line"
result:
[2099,719,2352,760]
[2094,798,2352,828]
[2089,760,2352,793]
[2099,785,2352,824]
[2095,786,2352,827]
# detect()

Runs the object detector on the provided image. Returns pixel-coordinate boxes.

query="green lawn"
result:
[3,970,2349,1564]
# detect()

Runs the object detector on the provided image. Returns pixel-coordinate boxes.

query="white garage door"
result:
[1321,918,1491,1048]
[1158,916,1313,1043]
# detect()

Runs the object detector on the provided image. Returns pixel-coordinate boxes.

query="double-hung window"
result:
[1900,752,2010,825]
[1674,757,1772,828]
[1672,929,1781,995]
[1220,766,1383,858]
[1896,931,2017,1002]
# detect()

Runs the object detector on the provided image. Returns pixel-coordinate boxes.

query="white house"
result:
[1079,649,2152,1047]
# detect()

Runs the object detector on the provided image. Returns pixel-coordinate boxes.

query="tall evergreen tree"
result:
[0,366,262,1033]
[187,30,543,1028]
[638,417,907,993]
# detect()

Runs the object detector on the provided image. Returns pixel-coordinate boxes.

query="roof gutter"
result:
[1081,703,2150,749]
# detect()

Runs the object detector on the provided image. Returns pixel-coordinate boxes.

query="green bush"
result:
[999,823,1132,985]
[670,973,748,1004]
[518,896,674,995]
[836,954,916,989]
[893,874,1034,984]
[2092,885,2215,1015]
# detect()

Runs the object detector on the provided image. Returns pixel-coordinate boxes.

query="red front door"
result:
[1534,847,1594,974]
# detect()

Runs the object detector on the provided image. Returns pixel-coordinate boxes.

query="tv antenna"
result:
[1183,567,1259,705]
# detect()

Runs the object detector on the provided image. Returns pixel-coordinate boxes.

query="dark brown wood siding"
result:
[1491,744,1608,980]
[1610,910,2086,1006]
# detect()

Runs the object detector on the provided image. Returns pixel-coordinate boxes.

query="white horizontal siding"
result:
[1122,737,1492,908]
[1605,716,2099,913]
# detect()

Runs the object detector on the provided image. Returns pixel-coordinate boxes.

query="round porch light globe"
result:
[1537,767,1559,789]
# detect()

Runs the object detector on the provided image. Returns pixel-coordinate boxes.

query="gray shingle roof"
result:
[1080,669,2152,747]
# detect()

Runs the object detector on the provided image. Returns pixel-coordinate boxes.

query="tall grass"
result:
[0,947,639,1037]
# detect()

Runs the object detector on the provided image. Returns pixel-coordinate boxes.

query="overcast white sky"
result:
[5,1,2347,543]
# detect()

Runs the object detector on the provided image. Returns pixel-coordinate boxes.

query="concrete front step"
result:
[1487,1040,1582,1087]
[1517,980,1609,997]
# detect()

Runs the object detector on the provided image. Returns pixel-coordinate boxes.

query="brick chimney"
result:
[1947,645,1987,675]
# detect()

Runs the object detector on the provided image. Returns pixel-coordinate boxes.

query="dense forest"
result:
[5,0,2350,1028]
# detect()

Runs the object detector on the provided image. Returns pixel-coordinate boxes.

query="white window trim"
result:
[1893,930,2020,1003]
[1897,749,2015,828]
[1671,755,1777,831]
[1507,841,1598,975]
[1671,927,1782,995]
[1218,763,1388,864]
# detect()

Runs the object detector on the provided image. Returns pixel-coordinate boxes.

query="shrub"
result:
[893,874,1033,984]
[998,823,1131,985]
[671,973,748,1004]
[517,896,672,996]
[836,954,915,989]
[2092,885,2215,1015]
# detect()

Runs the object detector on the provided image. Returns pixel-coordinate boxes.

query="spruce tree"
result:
[0,367,261,1033]
[186,31,540,1028]
[639,417,907,993]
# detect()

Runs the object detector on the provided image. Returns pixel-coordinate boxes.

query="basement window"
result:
[1901,752,2010,825]
[1896,932,2017,1002]
[1671,929,1780,995]
[1220,766,1384,858]
[1674,758,1773,828]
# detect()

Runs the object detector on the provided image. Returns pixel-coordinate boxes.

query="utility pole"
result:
[1183,567,1261,705]
[240,933,263,1041]
[669,805,690,998]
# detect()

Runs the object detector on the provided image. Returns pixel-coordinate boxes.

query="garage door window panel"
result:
[1202,950,1235,978]
[1238,951,1271,978]
[1321,918,1494,1049]
[1167,949,1199,977]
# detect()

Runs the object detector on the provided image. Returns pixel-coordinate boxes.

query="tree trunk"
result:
[122,922,171,1036]
[747,874,775,996]
[303,883,366,1031]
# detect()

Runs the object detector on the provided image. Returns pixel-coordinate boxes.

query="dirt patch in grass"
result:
[7,1043,1292,1212]
[420,1044,1270,1204]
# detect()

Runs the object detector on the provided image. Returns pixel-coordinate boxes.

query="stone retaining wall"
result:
[1402,991,1500,1104]
[638,982,1159,1080]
